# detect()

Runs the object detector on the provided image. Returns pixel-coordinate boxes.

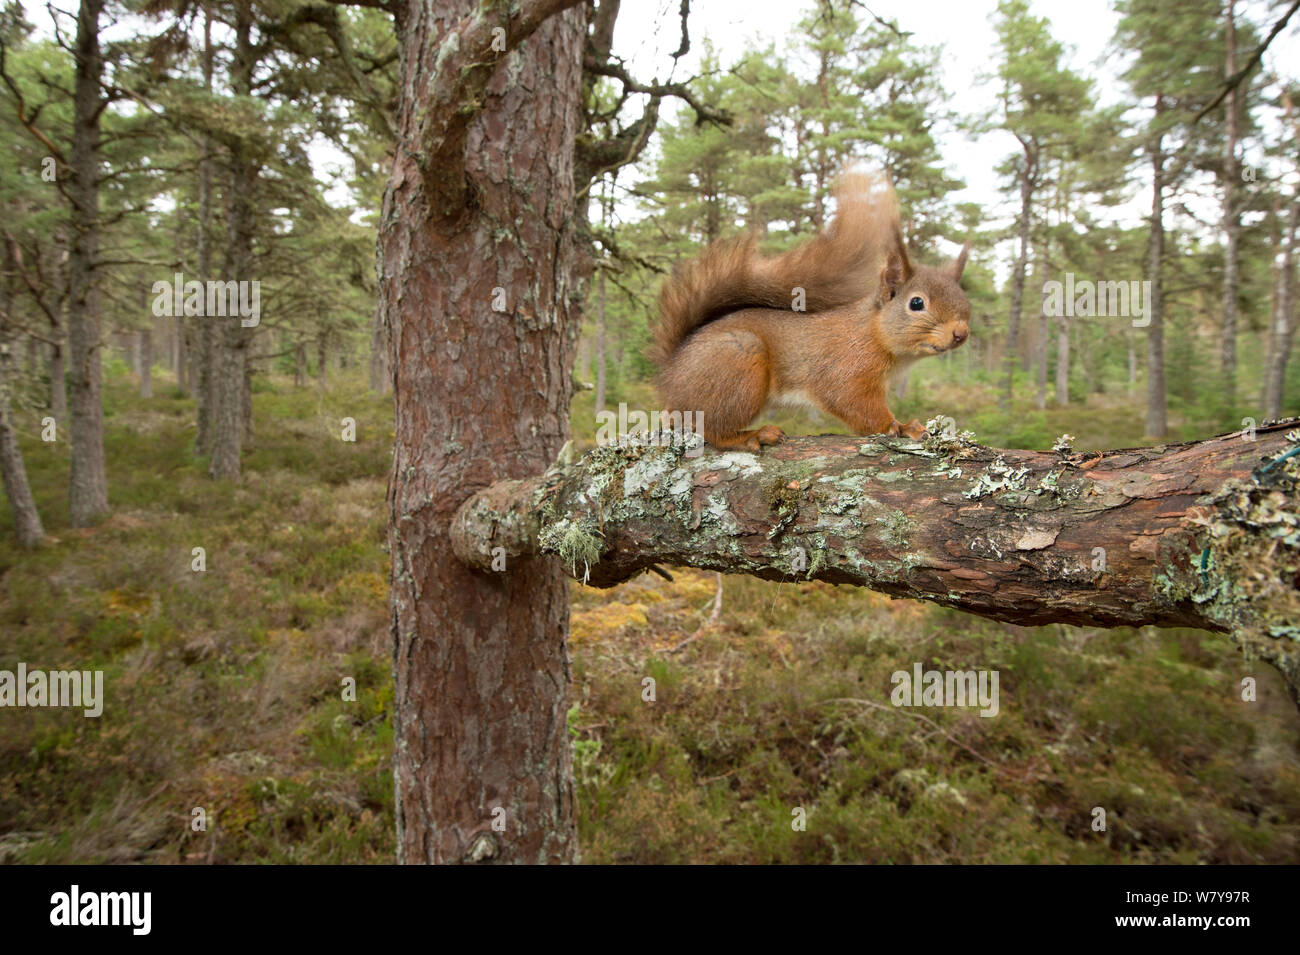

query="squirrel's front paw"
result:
[889,419,926,440]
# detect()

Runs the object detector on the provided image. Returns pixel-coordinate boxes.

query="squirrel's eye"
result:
[908,296,925,311]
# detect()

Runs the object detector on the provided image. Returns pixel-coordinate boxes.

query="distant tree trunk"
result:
[0,337,43,548]
[1265,94,1299,421]
[241,337,253,446]
[174,314,185,390]
[1002,141,1036,408]
[594,265,607,413]
[894,367,910,401]
[140,326,153,398]
[208,2,254,480]
[0,241,43,547]
[194,2,215,446]
[294,341,305,387]
[48,338,66,422]
[381,0,585,864]
[1035,314,1048,408]
[1055,313,1069,405]
[46,233,68,422]
[576,331,590,384]
[1220,0,1240,411]
[317,333,327,382]
[1145,105,1168,439]
[1035,244,1048,410]
[66,0,109,526]
[368,302,388,393]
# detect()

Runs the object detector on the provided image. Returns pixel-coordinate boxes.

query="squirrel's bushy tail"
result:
[652,170,899,366]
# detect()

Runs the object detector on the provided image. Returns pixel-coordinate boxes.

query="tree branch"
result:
[582,57,732,128]
[1194,0,1300,123]
[451,423,1300,703]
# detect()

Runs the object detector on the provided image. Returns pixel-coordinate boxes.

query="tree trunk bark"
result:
[208,1,254,480]
[1055,313,1069,405]
[1145,107,1168,439]
[49,337,66,422]
[194,2,215,444]
[453,423,1300,704]
[1002,144,1035,409]
[381,0,586,864]
[174,314,186,391]
[1265,195,1297,420]
[66,0,108,526]
[294,341,305,388]
[0,242,43,547]
[241,339,253,446]
[1220,1,1240,411]
[594,264,607,414]
[139,325,152,398]
[0,336,43,548]
[1265,92,1299,421]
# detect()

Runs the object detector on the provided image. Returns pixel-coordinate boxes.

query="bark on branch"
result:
[451,421,1300,701]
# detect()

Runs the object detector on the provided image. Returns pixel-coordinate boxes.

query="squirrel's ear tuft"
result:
[951,240,972,281]
[881,224,913,299]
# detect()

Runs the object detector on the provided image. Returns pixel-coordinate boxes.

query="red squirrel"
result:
[652,171,972,452]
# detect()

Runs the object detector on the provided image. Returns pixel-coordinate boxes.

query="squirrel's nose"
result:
[952,327,968,344]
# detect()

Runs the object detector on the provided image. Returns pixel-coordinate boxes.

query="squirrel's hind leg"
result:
[659,327,784,453]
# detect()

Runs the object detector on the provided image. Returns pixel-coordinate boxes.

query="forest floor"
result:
[1,364,1298,863]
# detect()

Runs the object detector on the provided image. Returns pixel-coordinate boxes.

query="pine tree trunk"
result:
[294,341,305,387]
[241,353,252,446]
[1002,144,1035,409]
[49,339,66,422]
[1055,313,1069,405]
[194,2,215,446]
[1145,108,1168,439]
[1220,1,1240,411]
[1265,196,1297,421]
[208,1,254,480]
[1265,93,1299,421]
[0,339,43,548]
[382,0,585,864]
[140,326,152,398]
[66,0,108,526]
[174,314,186,390]
[594,265,607,414]
[0,242,43,547]
[1034,239,1047,410]
[1035,311,1048,409]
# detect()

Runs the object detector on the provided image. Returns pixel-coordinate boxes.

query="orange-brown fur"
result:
[653,171,972,451]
